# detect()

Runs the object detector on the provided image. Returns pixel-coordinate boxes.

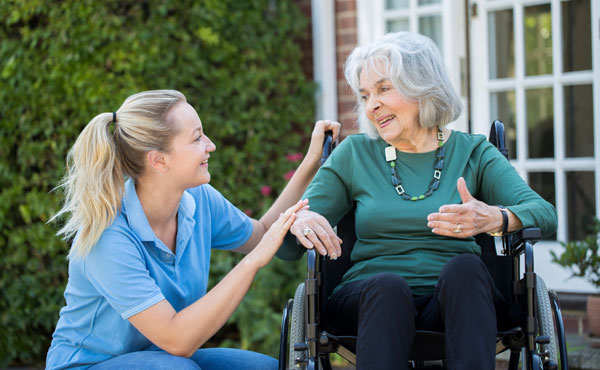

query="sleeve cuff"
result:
[120,291,166,319]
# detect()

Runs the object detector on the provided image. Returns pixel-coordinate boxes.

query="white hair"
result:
[344,32,462,139]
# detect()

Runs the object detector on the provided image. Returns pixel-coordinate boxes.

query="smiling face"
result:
[358,62,421,147]
[164,102,216,189]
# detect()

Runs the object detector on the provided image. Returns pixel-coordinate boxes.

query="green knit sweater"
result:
[277,131,557,295]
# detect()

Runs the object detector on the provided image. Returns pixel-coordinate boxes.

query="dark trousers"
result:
[325,254,502,370]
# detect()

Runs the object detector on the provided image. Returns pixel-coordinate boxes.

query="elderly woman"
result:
[277,32,556,370]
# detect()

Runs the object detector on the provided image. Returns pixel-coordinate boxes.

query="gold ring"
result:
[452,223,462,233]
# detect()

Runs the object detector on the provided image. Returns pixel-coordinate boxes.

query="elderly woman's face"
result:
[359,64,420,146]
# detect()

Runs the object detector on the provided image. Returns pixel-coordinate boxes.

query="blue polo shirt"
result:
[46,179,253,370]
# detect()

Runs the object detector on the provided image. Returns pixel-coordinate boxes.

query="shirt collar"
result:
[178,189,196,221]
[122,178,197,250]
[122,178,155,242]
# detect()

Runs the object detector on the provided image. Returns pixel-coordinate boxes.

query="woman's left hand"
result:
[427,177,502,238]
[306,120,342,162]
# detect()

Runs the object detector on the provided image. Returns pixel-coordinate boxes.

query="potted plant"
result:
[551,218,600,337]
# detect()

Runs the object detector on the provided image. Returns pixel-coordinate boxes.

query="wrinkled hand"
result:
[427,177,501,238]
[306,120,342,161]
[290,209,343,259]
[250,199,308,268]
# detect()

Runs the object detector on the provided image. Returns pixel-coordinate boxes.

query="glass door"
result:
[469,0,599,291]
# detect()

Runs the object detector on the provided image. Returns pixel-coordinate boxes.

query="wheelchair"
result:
[278,121,568,370]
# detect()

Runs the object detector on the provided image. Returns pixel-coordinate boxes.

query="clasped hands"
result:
[290,177,503,259]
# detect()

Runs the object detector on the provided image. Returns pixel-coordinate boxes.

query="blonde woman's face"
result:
[165,102,216,188]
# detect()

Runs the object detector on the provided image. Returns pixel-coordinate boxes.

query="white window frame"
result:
[311,0,338,121]
[469,0,600,292]
[356,0,469,132]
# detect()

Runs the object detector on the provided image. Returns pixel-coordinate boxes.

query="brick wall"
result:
[335,0,359,137]
[295,0,359,137]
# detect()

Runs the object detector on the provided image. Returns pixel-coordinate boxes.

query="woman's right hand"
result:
[248,199,308,268]
[290,209,342,259]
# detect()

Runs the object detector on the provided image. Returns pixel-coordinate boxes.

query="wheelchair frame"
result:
[279,121,568,370]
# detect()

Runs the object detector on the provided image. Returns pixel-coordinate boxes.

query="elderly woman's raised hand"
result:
[290,209,343,259]
[427,177,506,238]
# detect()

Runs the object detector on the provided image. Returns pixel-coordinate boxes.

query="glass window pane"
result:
[387,18,410,33]
[488,9,514,79]
[562,0,592,72]
[418,0,441,5]
[566,171,596,241]
[528,172,556,240]
[564,84,594,157]
[490,91,516,158]
[386,0,409,9]
[526,87,554,158]
[419,15,442,54]
[524,4,552,76]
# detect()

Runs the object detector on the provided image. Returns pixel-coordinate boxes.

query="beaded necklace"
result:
[385,128,445,201]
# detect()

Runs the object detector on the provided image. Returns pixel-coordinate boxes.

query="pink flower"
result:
[283,170,295,181]
[286,153,303,162]
[260,185,272,197]
[244,209,254,217]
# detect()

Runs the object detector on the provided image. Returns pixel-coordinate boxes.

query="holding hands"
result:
[427,177,511,238]
[249,199,309,268]
[290,209,343,259]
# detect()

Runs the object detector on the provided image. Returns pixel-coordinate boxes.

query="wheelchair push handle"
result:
[489,120,509,160]
[321,130,335,166]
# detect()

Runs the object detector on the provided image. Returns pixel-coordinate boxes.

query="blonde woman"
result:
[46,90,340,370]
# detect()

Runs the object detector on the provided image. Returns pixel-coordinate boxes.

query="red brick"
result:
[336,10,357,19]
[337,65,345,80]
[337,15,357,29]
[340,119,359,137]
[338,100,356,113]
[337,27,357,36]
[337,44,357,54]
[336,33,357,46]
[338,95,356,104]
[336,0,356,13]
[341,84,354,95]
[339,111,357,120]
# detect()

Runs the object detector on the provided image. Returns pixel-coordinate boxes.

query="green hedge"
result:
[0,0,313,366]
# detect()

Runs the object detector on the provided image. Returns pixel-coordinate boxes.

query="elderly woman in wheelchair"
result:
[277,32,558,370]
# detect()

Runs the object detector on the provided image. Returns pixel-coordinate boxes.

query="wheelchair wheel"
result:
[535,276,558,367]
[289,282,306,370]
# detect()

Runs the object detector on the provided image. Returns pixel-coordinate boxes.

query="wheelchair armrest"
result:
[306,248,319,279]
[509,228,542,255]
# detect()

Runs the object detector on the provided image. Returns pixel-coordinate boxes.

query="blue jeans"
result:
[88,348,278,370]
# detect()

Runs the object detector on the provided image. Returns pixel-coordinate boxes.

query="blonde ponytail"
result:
[51,90,186,258]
